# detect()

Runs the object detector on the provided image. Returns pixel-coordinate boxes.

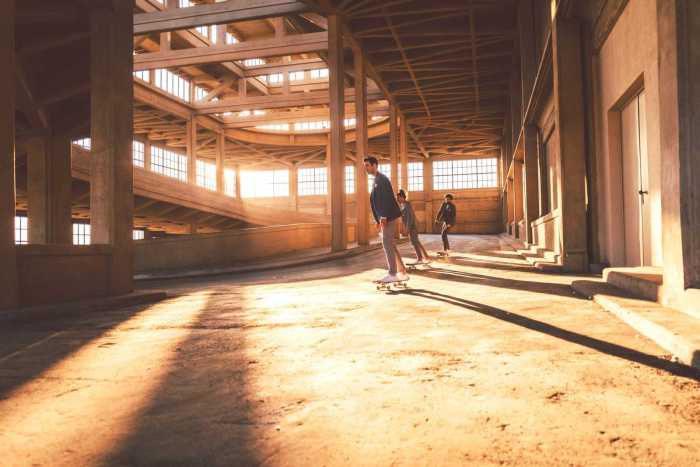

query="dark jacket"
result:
[436,201,456,226]
[370,171,401,223]
[400,201,417,231]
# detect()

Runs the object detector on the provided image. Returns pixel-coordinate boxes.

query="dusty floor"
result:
[1,234,700,466]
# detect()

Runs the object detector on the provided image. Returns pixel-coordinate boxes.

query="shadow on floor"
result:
[407,265,580,299]
[393,288,700,381]
[0,303,156,400]
[105,288,262,466]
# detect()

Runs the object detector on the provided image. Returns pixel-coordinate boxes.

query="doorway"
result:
[620,90,651,266]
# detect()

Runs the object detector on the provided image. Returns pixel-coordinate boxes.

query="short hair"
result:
[445,193,454,200]
[397,189,407,199]
[363,156,378,166]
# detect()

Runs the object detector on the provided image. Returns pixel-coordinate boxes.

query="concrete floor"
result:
[1,234,700,466]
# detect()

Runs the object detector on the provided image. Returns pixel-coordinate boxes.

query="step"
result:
[603,267,662,302]
[571,279,700,369]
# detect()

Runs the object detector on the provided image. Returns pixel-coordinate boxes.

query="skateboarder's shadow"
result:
[388,288,700,382]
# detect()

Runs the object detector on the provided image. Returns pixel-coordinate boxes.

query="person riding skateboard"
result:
[397,189,430,265]
[435,193,456,256]
[364,157,408,284]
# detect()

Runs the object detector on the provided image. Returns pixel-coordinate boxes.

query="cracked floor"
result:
[1,235,699,466]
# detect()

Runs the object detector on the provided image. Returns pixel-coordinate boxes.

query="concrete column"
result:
[144,138,152,171]
[423,158,434,233]
[551,14,588,272]
[90,1,134,295]
[657,0,700,295]
[216,133,225,193]
[27,132,72,244]
[522,125,539,244]
[186,118,197,185]
[289,164,299,211]
[328,14,346,252]
[399,114,409,193]
[353,46,369,246]
[235,164,242,198]
[0,0,18,309]
[389,105,398,186]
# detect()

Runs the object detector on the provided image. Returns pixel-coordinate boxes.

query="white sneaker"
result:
[420,259,431,265]
[396,272,410,282]
[379,274,399,284]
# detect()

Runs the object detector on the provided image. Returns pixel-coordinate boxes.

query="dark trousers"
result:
[409,228,429,260]
[441,222,452,250]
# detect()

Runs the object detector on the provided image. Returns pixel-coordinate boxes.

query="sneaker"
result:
[407,261,421,266]
[420,259,432,265]
[396,272,410,282]
[379,274,399,284]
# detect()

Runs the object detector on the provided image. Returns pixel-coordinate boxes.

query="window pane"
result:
[432,158,498,190]
[298,167,327,196]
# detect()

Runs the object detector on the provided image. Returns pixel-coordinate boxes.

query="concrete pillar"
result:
[551,14,588,272]
[657,0,700,295]
[0,0,18,309]
[389,105,398,186]
[328,14,346,252]
[399,114,409,193]
[26,133,73,244]
[186,118,197,185]
[90,0,134,295]
[144,138,152,171]
[289,164,299,211]
[354,46,370,246]
[423,158,434,233]
[522,125,539,244]
[216,133,225,193]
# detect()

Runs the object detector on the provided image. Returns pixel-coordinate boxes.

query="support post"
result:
[290,164,299,211]
[513,160,524,238]
[399,114,409,193]
[353,46,369,246]
[216,132,225,193]
[235,164,242,198]
[551,14,588,272]
[144,138,152,170]
[90,0,135,295]
[522,125,539,244]
[0,0,18,309]
[328,14,346,251]
[657,0,700,300]
[27,132,72,244]
[187,117,197,185]
[423,158,434,233]
[389,105,398,186]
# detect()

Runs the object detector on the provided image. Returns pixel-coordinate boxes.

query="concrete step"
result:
[603,267,662,302]
[572,279,700,369]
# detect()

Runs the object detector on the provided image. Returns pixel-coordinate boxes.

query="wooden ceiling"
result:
[310,0,517,159]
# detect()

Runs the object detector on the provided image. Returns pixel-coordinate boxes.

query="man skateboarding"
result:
[397,189,430,266]
[364,157,408,284]
[435,193,456,256]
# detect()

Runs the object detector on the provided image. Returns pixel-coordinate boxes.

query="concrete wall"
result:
[134,223,358,273]
[15,245,113,306]
[594,0,663,267]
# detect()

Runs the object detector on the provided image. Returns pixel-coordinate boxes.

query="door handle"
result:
[638,190,649,195]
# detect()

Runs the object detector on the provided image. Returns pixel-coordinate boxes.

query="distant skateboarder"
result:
[397,189,430,265]
[364,157,408,284]
[435,193,456,256]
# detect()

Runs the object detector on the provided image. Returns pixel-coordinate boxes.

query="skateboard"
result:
[406,262,432,272]
[373,279,410,291]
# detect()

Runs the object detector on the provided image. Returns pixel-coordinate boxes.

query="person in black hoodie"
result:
[365,156,408,283]
[435,193,456,255]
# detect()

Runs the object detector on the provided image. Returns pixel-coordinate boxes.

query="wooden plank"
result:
[134,0,310,35]
[194,88,384,114]
[134,32,328,70]
[328,14,346,251]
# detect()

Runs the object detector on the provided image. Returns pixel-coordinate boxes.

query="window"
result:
[240,169,289,198]
[266,73,283,84]
[154,69,190,102]
[242,58,265,67]
[433,158,498,190]
[370,163,402,191]
[310,68,329,79]
[224,168,236,197]
[133,141,145,168]
[288,71,305,81]
[226,32,239,44]
[256,123,289,132]
[194,85,212,102]
[133,230,145,240]
[345,165,355,194]
[73,223,91,245]
[151,146,188,182]
[196,159,217,191]
[133,70,150,81]
[298,167,327,196]
[73,138,91,150]
[408,162,424,192]
[15,216,27,245]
